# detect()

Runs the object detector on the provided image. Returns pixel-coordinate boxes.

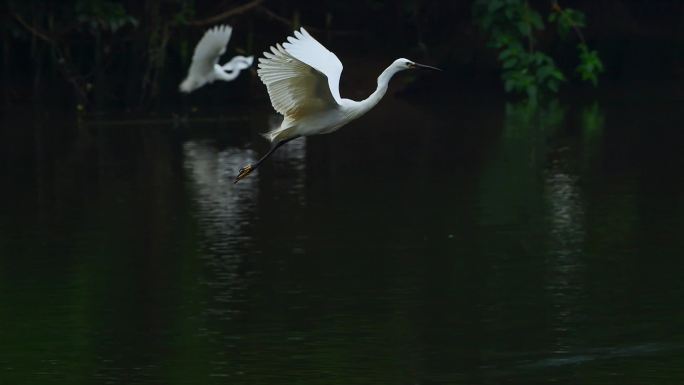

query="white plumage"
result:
[179,25,254,93]
[222,55,254,73]
[235,27,440,183]
[281,28,344,104]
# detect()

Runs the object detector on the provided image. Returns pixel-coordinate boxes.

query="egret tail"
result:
[261,119,295,142]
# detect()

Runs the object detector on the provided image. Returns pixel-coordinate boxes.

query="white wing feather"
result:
[257,28,342,120]
[180,25,232,92]
[282,28,343,104]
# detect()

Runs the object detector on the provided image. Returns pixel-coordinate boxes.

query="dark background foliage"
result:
[1,0,683,111]
[2,3,684,384]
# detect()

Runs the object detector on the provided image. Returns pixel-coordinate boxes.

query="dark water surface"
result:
[1,91,684,384]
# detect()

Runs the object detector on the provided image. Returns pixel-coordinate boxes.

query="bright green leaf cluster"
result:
[549,7,585,38]
[474,0,602,99]
[577,43,604,86]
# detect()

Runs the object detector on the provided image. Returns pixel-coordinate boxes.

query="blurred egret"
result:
[179,25,254,93]
[234,27,440,183]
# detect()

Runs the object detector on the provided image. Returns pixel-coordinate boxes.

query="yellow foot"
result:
[234,164,254,184]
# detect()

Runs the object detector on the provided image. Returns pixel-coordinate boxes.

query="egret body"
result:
[235,27,439,183]
[180,25,254,93]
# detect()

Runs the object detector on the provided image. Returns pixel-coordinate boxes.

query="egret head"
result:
[393,58,442,72]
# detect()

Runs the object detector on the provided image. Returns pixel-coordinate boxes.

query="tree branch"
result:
[11,12,54,43]
[256,6,360,36]
[551,1,586,44]
[11,12,88,106]
[188,0,264,27]
[257,6,294,27]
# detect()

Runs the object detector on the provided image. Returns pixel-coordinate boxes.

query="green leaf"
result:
[498,47,515,60]
[472,0,602,99]
[505,6,515,20]
[548,79,559,92]
[517,21,531,37]
[529,11,544,30]
[537,65,553,80]
[552,69,566,81]
[576,43,604,86]
[488,0,504,13]
[504,78,515,92]
[503,58,518,69]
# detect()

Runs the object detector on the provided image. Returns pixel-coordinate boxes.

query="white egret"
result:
[179,25,254,93]
[234,27,440,183]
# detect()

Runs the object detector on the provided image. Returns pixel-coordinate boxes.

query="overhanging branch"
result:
[11,13,54,43]
[188,0,264,27]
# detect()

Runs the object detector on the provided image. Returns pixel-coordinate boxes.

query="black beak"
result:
[414,63,442,71]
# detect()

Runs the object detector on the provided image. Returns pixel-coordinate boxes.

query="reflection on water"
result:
[182,127,307,334]
[518,341,684,369]
[544,159,586,356]
[542,102,586,339]
[183,140,258,320]
[184,140,259,245]
[2,94,684,384]
[267,115,308,203]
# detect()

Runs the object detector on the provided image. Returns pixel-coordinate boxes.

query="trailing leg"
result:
[233,137,299,183]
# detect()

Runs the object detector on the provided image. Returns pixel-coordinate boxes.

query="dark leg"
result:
[234,137,299,183]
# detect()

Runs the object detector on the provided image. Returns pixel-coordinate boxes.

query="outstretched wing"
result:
[282,28,343,104]
[181,25,232,89]
[257,29,342,119]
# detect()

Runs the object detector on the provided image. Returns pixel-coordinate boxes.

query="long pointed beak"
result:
[414,63,442,71]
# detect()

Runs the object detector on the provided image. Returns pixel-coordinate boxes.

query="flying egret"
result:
[234,27,440,183]
[179,24,254,93]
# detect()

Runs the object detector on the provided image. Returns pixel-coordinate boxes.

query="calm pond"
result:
[1,88,683,384]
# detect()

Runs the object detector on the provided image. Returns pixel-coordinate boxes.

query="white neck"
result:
[214,65,241,82]
[354,64,402,115]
